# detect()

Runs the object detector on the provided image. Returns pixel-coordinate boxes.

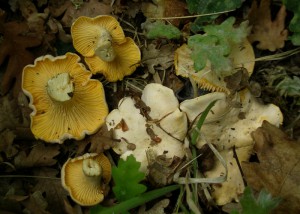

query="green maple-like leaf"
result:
[188,34,231,73]
[187,17,249,76]
[143,20,181,39]
[112,155,147,202]
[282,0,300,45]
[231,187,281,214]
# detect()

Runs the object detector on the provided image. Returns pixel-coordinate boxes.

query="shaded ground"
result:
[0,0,300,213]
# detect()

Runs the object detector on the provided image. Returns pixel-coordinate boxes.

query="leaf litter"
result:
[0,0,300,213]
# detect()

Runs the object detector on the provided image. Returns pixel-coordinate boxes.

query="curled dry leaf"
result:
[242,121,300,213]
[14,143,60,168]
[49,0,112,27]
[0,9,41,96]
[247,0,288,51]
[141,0,188,26]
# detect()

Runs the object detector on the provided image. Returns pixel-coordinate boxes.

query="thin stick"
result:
[149,10,235,20]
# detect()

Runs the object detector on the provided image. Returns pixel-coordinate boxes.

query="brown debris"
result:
[0,9,42,96]
[242,121,300,213]
[247,0,288,51]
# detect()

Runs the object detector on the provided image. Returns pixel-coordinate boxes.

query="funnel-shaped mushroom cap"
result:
[61,153,112,206]
[174,39,255,93]
[22,53,108,143]
[85,37,141,82]
[71,15,141,82]
[71,15,126,57]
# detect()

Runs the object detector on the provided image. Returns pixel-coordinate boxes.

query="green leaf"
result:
[188,17,249,75]
[231,187,281,214]
[282,0,300,45]
[275,76,300,97]
[203,17,249,45]
[90,185,180,214]
[186,0,244,14]
[143,20,181,40]
[112,155,147,202]
[190,99,219,145]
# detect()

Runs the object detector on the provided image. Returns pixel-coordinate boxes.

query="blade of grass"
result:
[190,99,219,145]
[90,185,180,214]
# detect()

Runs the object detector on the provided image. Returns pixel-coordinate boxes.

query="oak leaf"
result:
[0,9,41,96]
[247,0,288,51]
[242,121,300,213]
[14,143,60,168]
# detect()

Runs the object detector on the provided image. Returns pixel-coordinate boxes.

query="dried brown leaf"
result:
[142,43,175,74]
[242,121,300,213]
[0,9,41,96]
[21,191,51,214]
[50,0,112,27]
[14,143,60,168]
[247,0,288,51]
[0,129,18,158]
[33,167,68,214]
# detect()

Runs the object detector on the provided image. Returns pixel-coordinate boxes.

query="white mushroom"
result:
[106,83,188,173]
[180,89,283,205]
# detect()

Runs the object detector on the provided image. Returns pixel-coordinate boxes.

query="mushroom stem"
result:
[82,158,102,177]
[94,28,116,62]
[46,73,74,102]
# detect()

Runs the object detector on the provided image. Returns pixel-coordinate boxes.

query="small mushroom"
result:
[22,52,108,143]
[106,83,188,173]
[61,153,112,206]
[71,15,141,82]
[174,39,255,93]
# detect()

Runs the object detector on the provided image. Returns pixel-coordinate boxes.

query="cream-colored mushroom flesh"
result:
[46,73,74,102]
[22,52,108,143]
[179,89,283,205]
[106,83,187,173]
[85,37,141,82]
[61,153,111,206]
[174,39,255,92]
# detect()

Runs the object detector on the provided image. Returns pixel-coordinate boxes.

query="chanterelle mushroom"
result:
[61,153,111,206]
[22,52,108,143]
[71,15,141,82]
[106,83,188,173]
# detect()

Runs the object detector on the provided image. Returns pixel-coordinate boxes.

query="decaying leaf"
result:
[21,191,51,214]
[141,0,188,26]
[0,9,42,96]
[49,0,112,27]
[247,0,288,51]
[14,143,60,168]
[33,168,68,214]
[0,129,18,159]
[76,125,117,155]
[147,149,184,187]
[242,121,300,213]
[142,43,175,76]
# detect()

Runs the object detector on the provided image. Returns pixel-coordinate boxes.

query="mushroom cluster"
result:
[22,52,108,143]
[71,15,141,82]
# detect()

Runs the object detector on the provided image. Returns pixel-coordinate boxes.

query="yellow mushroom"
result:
[71,15,141,82]
[174,39,255,93]
[61,153,112,206]
[22,52,108,143]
